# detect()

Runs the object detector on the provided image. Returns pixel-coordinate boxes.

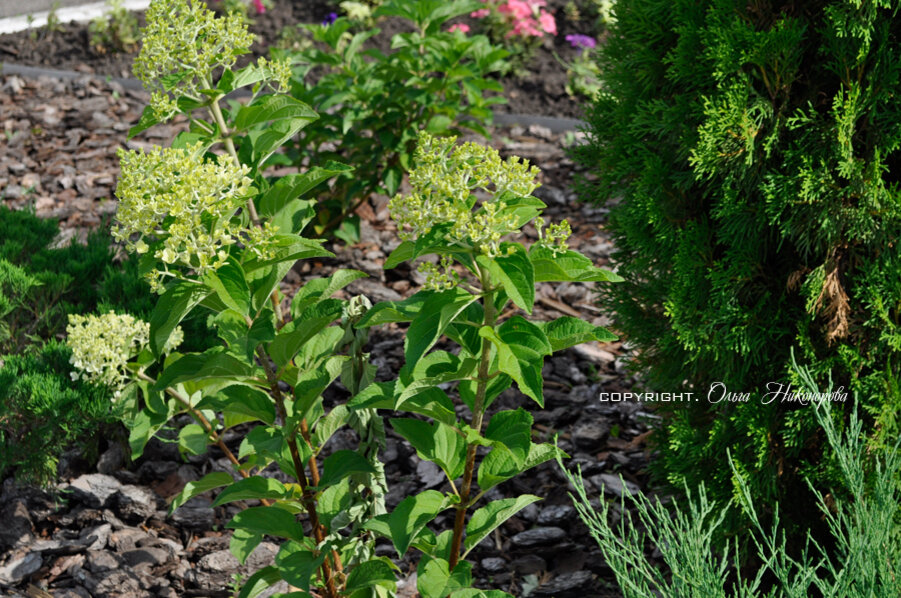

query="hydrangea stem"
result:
[449,270,496,569]
[208,96,261,226]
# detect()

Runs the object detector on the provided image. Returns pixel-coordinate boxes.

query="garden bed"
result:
[0,0,598,119]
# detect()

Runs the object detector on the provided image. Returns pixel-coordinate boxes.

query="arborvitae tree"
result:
[574,0,901,543]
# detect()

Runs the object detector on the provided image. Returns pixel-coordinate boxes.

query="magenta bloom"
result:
[448,23,471,33]
[565,33,597,49]
[252,0,265,14]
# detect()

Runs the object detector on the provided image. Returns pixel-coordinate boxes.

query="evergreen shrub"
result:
[0,207,215,484]
[573,0,901,541]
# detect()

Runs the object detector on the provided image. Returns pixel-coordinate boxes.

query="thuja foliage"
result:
[573,0,901,540]
[0,207,214,485]
[0,342,112,486]
[280,0,509,239]
[560,367,901,597]
[67,1,619,594]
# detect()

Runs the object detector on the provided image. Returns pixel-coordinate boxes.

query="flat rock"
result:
[537,505,575,526]
[589,473,640,498]
[532,570,594,595]
[0,551,42,585]
[68,473,123,508]
[510,527,567,547]
[0,499,34,551]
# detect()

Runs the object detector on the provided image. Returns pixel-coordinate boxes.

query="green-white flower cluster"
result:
[66,312,183,395]
[388,133,542,258]
[134,0,255,119]
[113,144,275,291]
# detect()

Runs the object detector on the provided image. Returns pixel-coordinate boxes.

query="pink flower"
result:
[252,0,265,14]
[510,17,541,37]
[448,23,471,33]
[499,0,533,21]
[470,8,490,18]
[538,11,556,35]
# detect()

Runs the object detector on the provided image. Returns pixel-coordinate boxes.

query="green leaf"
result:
[317,450,378,489]
[356,291,431,328]
[226,506,305,543]
[366,490,450,556]
[169,471,234,512]
[269,299,344,366]
[154,350,257,391]
[259,162,353,216]
[276,543,324,592]
[426,114,453,133]
[406,288,476,365]
[397,354,478,407]
[529,246,623,283]
[236,566,282,598]
[417,557,472,598]
[464,495,541,553]
[478,443,561,491]
[539,316,618,352]
[484,408,533,467]
[204,257,250,315]
[477,243,534,312]
[290,269,367,318]
[243,234,332,272]
[209,384,275,428]
[348,382,457,426]
[478,325,546,407]
[178,423,209,456]
[385,241,415,269]
[235,95,318,130]
[211,477,290,506]
[149,280,210,357]
[128,105,161,139]
[344,558,398,593]
[391,418,467,480]
[230,527,263,565]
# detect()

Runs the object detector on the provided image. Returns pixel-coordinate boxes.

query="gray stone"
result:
[416,460,445,489]
[0,552,42,585]
[121,546,171,568]
[537,505,575,526]
[111,485,159,524]
[3,184,25,199]
[96,443,128,474]
[510,554,546,575]
[85,550,121,573]
[109,528,152,553]
[572,421,610,450]
[510,527,567,547]
[589,473,640,498]
[0,499,34,551]
[481,557,507,573]
[88,567,148,597]
[532,570,594,595]
[79,523,112,551]
[534,185,567,205]
[167,496,214,530]
[68,473,123,508]
[347,278,403,303]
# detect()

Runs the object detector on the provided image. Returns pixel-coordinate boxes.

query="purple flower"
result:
[566,34,597,50]
[322,12,338,25]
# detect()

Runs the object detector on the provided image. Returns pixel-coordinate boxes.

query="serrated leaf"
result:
[478,326,546,406]
[227,506,305,543]
[406,288,476,365]
[211,477,290,506]
[464,495,541,554]
[477,243,534,312]
[154,350,257,391]
[149,280,210,357]
[236,566,282,598]
[317,450,378,489]
[391,418,466,480]
[530,246,623,283]
[484,408,532,467]
[178,423,209,456]
[477,443,561,491]
[344,558,398,593]
[269,299,344,366]
[539,316,618,352]
[366,490,450,556]
[235,95,318,130]
[290,269,367,318]
[169,471,234,512]
[230,527,263,565]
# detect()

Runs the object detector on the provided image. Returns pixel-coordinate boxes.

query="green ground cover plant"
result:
[573,0,901,546]
[278,0,509,240]
[62,1,620,594]
[560,363,901,597]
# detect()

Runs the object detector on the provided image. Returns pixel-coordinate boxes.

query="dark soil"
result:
[0,0,597,118]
